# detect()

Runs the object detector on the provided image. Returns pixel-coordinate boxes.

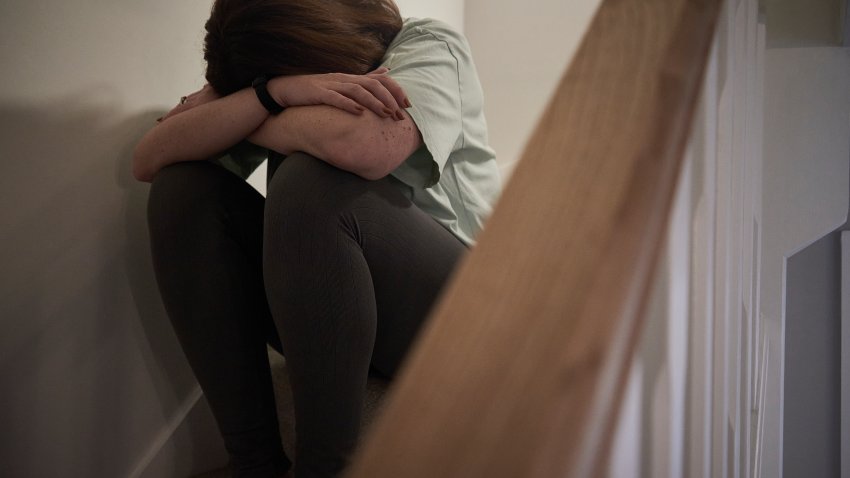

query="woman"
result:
[133,0,500,477]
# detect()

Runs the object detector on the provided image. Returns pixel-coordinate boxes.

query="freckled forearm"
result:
[246,108,308,156]
[133,88,268,181]
[248,105,421,179]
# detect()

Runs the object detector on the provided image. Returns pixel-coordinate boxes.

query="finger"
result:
[343,75,402,112]
[369,66,390,75]
[367,73,411,109]
[332,82,394,118]
[321,90,366,116]
[160,102,189,122]
[181,86,209,106]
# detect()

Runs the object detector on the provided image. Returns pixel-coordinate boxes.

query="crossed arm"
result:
[132,70,423,182]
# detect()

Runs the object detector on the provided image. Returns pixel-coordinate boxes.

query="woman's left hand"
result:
[268,68,411,120]
[159,84,222,123]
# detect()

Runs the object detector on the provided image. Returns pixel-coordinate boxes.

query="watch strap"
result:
[252,76,285,114]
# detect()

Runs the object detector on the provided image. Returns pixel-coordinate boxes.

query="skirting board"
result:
[127,387,229,478]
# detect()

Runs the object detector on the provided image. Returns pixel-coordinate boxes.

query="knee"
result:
[264,153,357,232]
[147,162,255,244]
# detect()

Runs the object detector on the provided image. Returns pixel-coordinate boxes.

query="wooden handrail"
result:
[346,0,722,476]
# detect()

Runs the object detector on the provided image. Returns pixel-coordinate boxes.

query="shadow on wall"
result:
[0,94,219,476]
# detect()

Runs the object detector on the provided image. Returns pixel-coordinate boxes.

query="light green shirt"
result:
[381,18,500,245]
[214,18,500,245]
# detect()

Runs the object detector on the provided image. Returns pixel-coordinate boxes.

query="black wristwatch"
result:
[252,76,285,114]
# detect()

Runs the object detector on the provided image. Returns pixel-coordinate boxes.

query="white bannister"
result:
[608,0,767,475]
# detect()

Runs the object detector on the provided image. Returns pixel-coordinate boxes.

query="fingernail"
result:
[395,110,404,121]
[404,98,411,108]
[383,108,393,117]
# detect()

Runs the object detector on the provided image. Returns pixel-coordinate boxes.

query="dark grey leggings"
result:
[147,153,465,478]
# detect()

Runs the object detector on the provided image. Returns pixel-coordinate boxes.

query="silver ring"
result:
[180,96,188,104]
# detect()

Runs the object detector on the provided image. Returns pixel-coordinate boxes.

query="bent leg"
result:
[147,161,290,477]
[263,154,465,478]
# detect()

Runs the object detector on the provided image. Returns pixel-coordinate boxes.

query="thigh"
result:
[148,161,291,473]
[266,153,467,376]
[148,160,265,259]
[359,185,467,377]
[148,160,283,353]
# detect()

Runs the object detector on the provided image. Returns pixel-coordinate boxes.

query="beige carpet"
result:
[193,348,390,478]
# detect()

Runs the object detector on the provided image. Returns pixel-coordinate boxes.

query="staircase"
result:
[342,0,771,476]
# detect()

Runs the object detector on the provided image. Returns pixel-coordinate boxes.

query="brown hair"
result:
[203,0,402,95]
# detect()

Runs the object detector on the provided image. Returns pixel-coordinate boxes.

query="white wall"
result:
[761,47,850,325]
[0,1,224,476]
[463,0,602,176]
[396,0,464,32]
[762,0,845,47]
[760,46,850,478]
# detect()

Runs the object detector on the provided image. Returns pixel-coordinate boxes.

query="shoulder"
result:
[395,18,467,43]
[386,18,472,62]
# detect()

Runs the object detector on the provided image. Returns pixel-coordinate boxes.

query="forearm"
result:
[133,88,268,182]
[248,105,421,180]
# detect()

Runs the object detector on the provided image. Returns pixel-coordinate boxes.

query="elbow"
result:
[132,162,152,183]
[133,168,153,183]
[351,160,392,181]
[131,145,155,183]
[358,169,390,181]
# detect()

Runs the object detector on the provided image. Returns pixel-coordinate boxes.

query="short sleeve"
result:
[383,25,464,188]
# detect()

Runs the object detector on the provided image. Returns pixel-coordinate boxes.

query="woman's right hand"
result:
[268,68,411,121]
